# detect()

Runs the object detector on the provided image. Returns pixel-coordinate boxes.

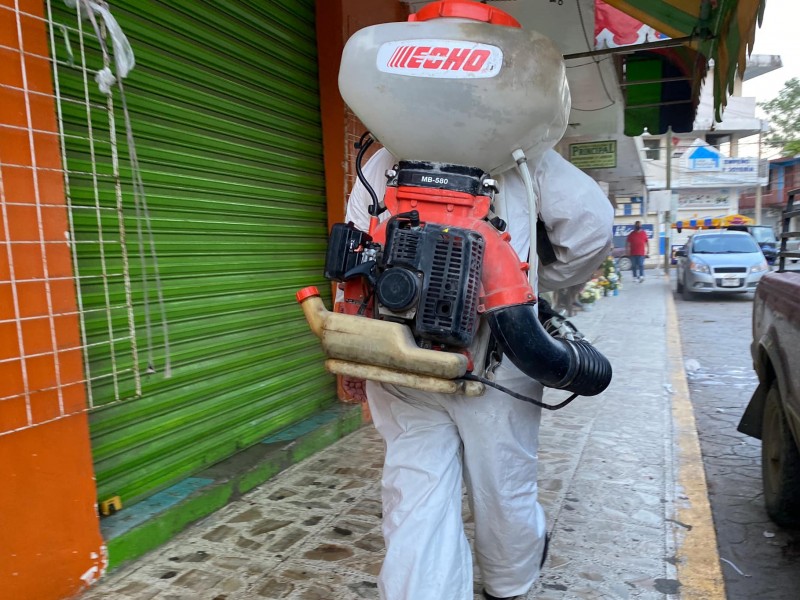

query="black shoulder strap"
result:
[537,218,557,266]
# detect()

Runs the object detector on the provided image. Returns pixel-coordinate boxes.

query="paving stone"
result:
[226,507,263,523]
[250,518,294,537]
[255,577,295,598]
[203,525,237,543]
[109,581,161,599]
[266,527,309,552]
[302,543,354,561]
[172,569,223,591]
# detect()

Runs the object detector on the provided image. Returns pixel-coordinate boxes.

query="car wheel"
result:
[676,276,684,293]
[617,257,632,271]
[681,276,695,301]
[762,383,800,527]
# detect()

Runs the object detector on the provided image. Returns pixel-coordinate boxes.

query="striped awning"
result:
[604,0,766,121]
[673,214,755,230]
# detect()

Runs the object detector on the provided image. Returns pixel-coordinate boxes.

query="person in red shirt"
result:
[626,221,650,282]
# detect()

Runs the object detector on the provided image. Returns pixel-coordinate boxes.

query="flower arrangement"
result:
[580,280,603,303]
[600,256,622,293]
[602,256,617,279]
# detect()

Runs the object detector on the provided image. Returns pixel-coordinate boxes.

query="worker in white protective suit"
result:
[344,146,613,600]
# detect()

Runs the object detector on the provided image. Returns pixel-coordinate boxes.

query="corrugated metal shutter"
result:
[50,0,334,505]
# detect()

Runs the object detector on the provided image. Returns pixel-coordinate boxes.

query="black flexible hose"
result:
[462,374,579,410]
[354,132,380,216]
[486,304,612,397]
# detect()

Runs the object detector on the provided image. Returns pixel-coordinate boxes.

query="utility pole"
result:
[664,126,672,271]
[755,127,763,224]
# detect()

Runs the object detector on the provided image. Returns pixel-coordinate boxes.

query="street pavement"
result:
[674,281,800,599]
[78,271,721,600]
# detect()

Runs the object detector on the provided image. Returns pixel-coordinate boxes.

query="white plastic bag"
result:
[65,0,135,93]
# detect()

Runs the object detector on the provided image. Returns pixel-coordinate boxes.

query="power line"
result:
[573,0,617,111]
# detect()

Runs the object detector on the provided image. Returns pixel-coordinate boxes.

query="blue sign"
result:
[613,224,654,239]
[688,146,720,171]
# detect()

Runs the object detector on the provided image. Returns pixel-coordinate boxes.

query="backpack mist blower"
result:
[296,0,612,408]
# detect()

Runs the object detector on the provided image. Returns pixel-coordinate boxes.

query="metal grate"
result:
[0,0,138,432]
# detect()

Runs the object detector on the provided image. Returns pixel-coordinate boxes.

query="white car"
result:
[675,230,770,300]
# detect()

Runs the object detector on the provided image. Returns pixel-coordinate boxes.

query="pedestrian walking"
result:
[626,221,650,282]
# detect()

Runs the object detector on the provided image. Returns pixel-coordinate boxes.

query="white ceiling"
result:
[403,0,627,138]
[499,0,642,196]
[498,0,626,139]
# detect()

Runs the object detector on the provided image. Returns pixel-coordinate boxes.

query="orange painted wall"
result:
[316,0,409,229]
[315,0,409,413]
[0,1,105,598]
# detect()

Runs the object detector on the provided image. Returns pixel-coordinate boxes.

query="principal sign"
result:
[569,141,617,169]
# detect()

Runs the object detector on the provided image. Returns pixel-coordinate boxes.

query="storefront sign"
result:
[722,157,758,176]
[613,223,654,239]
[677,191,732,208]
[569,141,617,169]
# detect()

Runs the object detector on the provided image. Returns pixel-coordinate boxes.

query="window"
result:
[692,234,760,254]
[643,139,661,160]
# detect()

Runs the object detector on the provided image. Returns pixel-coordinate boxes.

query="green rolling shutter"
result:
[49,0,334,505]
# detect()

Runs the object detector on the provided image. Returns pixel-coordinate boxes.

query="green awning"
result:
[622,45,702,136]
[606,0,766,126]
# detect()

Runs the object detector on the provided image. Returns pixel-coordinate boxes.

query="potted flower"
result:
[607,272,619,295]
[578,289,596,310]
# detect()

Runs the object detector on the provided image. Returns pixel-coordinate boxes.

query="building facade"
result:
[0,1,767,597]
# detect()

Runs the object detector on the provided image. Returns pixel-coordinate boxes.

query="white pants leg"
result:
[367,360,546,600]
[454,362,546,598]
[367,381,472,600]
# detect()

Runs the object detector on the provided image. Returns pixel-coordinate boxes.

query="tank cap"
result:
[409,0,521,28]
[296,286,320,303]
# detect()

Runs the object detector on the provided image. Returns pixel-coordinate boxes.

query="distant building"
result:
[740,156,800,229]
[634,56,780,252]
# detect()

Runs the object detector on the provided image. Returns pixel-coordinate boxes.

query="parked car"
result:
[611,237,632,271]
[739,271,800,527]
[738,189,800,527]
[674,230,770,300]
[727,224,779,265]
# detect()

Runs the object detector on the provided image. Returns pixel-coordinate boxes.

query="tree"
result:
[759,78,800,157]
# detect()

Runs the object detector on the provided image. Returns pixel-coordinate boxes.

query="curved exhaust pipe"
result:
[486,304,612,397]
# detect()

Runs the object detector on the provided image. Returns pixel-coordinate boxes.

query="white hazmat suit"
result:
[345,147,613,600]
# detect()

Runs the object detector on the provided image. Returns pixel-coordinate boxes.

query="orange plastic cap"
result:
[409,0,521,28]
[296,286,320,303]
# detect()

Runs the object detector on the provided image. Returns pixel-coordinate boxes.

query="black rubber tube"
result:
[486,304,612,397]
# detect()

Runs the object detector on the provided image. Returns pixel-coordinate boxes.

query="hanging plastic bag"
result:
[64,0,134,93]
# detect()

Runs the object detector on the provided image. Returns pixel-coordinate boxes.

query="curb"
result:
[101,402,364,571]
[664,276,726,598]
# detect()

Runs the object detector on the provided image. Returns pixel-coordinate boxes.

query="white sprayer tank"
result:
[338,11,570,174]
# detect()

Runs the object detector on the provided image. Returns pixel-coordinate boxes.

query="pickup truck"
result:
[738,189,800,527]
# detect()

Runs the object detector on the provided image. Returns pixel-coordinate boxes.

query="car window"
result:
[692,235,761,254]
[749,227,777,244]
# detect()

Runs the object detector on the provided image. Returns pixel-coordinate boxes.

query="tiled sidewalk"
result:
[80,275,711,599]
